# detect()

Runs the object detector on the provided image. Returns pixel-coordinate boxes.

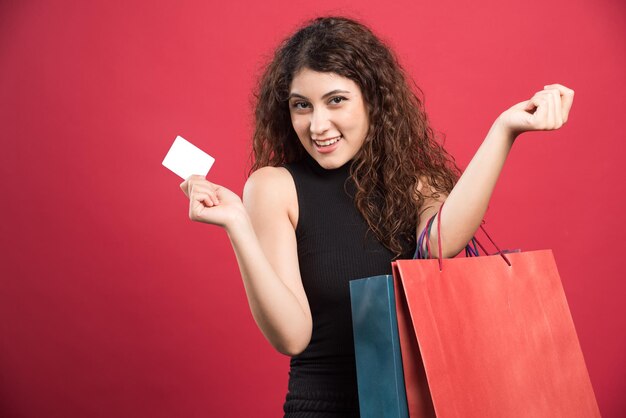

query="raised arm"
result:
[417,84,575,258]
[180,167,312,356]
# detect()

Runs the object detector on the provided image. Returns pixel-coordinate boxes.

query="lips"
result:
[312,135,342,154]
[312,135,342,147]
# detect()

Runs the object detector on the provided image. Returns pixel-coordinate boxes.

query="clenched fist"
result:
[179,175,247,229]
[498,83,575,138]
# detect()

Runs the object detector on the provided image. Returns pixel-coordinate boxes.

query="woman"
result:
[180,16,574,417]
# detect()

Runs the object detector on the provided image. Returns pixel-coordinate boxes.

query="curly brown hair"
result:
[248,15,461,259]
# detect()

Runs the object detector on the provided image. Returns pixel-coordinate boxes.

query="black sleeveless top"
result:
[281,153,415,417]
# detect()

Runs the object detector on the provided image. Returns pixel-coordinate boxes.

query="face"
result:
[288,68,369,169]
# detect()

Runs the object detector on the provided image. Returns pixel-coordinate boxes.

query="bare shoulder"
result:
[243,166,298,229]
[245,165,293,188]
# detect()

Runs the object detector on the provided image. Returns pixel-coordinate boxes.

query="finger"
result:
[543,87,565,127]
[537,90,559,129]
[545,84,574,123]
[181,174,202,196]
[193,192,214,207]
[190,183,213,195]
[190,198,207,220]
[551,89,563,127]
[520,99,536,113]
[544,83,572,94]
[180,176,196,196]
[530,95,549,129]
[186,175,205,187]
[509,99,532,111]
[545,90,555,129]
[191,184,219,205]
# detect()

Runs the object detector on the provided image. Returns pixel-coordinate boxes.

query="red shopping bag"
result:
[392,202,601,417]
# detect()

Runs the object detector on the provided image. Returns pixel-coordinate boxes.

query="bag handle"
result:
[413,200,512,270]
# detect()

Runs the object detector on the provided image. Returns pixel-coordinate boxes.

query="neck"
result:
[303,152,353,176]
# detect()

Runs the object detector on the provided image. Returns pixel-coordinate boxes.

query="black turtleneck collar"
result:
[302,151,353,178]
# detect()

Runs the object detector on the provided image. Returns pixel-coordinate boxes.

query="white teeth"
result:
[314,136,341,147]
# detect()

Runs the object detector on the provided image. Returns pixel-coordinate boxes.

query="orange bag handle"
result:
[417,200,512,270]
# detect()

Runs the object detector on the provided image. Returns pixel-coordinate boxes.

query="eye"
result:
[330,96,347,104]
[291,101,309,110]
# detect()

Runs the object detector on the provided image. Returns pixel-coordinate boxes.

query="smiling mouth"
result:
[313,135,342,147]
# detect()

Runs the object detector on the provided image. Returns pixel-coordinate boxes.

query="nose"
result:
[309,107,331,137]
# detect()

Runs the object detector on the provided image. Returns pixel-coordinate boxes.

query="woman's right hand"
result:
[179,175,247,229]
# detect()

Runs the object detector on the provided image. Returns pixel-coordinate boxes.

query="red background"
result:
[1,0,624,417]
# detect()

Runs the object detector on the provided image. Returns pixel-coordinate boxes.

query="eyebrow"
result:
[288,89,351,101]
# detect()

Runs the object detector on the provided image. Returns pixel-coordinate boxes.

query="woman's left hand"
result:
[497,83,575,138]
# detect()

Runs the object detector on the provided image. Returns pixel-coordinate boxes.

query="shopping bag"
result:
[349,275,410,418]
[393,201,602,417]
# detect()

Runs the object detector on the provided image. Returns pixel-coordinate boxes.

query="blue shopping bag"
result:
[350,275,409,418]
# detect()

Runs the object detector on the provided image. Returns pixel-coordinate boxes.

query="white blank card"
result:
[162,135,215,180]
